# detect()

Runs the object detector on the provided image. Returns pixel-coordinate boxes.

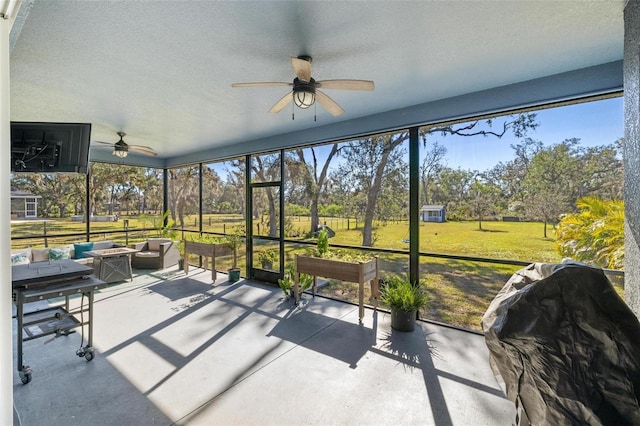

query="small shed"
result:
[420,205,445,223]
[11,189,41,219]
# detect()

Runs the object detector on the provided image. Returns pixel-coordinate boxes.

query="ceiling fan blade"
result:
[316,79,375,91]
[232,82,292,88]
[269,91,294,113]
[291,57,312,83]
[315,90,345,116]
[129,145,158,156]
[93,140,115,146]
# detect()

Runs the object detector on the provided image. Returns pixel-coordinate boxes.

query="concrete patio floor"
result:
[12,265,515,425]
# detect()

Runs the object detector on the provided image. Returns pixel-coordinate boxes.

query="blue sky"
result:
[438,96,623,172]
[209,96,623,178]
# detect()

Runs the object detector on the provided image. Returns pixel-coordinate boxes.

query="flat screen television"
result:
[10,122,92,174]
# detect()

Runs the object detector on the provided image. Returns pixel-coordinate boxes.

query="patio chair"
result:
[130,238,180,270]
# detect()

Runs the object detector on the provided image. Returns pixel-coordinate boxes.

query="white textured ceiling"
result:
[9,0,625,166]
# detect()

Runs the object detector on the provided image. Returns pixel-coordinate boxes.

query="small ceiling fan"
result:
[231,56,374,117]
[94,132,157,158]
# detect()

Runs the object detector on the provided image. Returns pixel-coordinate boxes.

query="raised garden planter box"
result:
[294,254,379,323]
[183,240,233,282]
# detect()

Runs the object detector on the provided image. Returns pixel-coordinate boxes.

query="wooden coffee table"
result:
[85,247,138,283]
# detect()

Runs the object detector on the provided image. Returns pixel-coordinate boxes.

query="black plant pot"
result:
[391,309,417,332]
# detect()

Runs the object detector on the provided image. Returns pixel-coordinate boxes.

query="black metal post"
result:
[85,171,91,241]
[123,219,129,246]
[279,149,285,277]
[409,127,420,283]
[199,163,203,235]
[245,154,252,278]
[163,168,168,225]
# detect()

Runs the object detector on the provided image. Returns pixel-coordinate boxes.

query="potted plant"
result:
[177,239,185,270]
[225,225,244,282]
[256,247,278,270]
[380,274,428,332]
[278,263,312,299]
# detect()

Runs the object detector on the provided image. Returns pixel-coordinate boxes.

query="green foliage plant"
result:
[555,197,624,269]
[257,248,278,268]
[186,233,225,244]
[177,240,185,258]
[316,228,329,257]
[380,274,428,312]
[278,263,312,297]
[154,210,177,239]
[308,228,371,262]
[224,225,245,268]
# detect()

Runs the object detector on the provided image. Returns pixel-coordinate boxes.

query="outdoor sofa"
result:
[10,240,123,266]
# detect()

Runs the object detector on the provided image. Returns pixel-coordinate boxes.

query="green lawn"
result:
[333,220,559,262]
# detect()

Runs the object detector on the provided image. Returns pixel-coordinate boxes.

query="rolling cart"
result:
[12,260,107,384]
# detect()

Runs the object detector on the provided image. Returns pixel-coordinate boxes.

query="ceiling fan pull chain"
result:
[292,101,295,120]
[314,102,317,122]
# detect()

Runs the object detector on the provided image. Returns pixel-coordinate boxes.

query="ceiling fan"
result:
[231,56,374,117]
[94,132,157,158]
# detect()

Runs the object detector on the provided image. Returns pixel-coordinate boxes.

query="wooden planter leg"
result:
[359,279,364,323]
[211,248,216,282]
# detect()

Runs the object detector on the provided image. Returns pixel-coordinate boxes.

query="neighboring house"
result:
[420,205,445,223]
[10,189,41,219]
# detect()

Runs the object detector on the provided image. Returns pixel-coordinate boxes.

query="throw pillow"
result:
[10,249,31,265]
[73,242,94,259]
[92,240,113,251]
[31,248,50,262]
[49,246,72,260]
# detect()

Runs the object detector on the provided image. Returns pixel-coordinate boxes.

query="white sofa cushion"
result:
[136,251,160,258]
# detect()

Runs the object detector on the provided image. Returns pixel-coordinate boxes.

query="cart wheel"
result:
[19,367,32,385]
[84,348,95,361]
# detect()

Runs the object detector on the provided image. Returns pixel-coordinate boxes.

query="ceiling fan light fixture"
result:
[292,77,316,109]
[112,148,129,158]
[113,147,128,158]
[294,90,315,109]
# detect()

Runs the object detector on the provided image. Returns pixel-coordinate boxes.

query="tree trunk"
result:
[266,187,277,237]
[310,201,319,234]
[362,148,392,246]
[297,144,338,235]
[421,178,429,205]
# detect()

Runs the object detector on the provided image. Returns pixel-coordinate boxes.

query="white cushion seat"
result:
[135,251,160,258]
